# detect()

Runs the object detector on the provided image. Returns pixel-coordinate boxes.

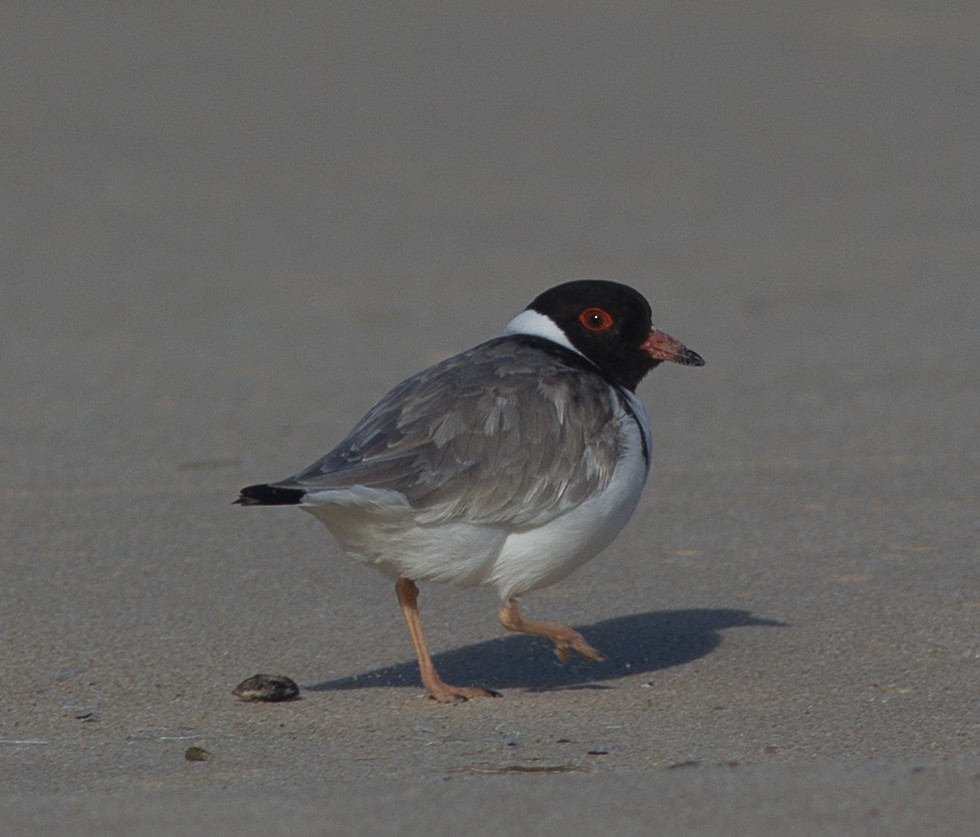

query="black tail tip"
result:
[234,483,305,506]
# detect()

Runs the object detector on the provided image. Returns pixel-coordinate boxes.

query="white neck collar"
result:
[503,309,585,358]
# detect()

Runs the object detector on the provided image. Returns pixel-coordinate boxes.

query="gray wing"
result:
[278,337,630,526]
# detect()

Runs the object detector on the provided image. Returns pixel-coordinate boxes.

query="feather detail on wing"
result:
[273,336,630,527]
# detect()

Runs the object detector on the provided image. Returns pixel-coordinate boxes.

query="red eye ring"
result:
[579,307,614,331]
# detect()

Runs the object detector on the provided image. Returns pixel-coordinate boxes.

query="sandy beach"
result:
[2,3,977,833]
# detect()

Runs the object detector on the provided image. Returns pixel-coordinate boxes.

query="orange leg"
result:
[498,597,605,663]
[395,578,500,703]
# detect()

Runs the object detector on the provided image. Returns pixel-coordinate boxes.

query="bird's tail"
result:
[234,483,305,506]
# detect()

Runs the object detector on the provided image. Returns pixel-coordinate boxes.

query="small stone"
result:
[232,674,300,702]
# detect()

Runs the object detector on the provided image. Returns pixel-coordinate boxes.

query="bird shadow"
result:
[304,608,784,694]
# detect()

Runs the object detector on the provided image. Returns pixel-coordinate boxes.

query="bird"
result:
[235,279,704,702]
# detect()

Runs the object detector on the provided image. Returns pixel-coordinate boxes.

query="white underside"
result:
[301,398,651,602]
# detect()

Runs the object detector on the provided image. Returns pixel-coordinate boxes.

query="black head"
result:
[510,279,704,390]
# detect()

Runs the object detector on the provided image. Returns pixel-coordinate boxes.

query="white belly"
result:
[487,418,649,600]
[302,396,651,601]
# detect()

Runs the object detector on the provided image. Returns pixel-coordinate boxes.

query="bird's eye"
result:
[578,307,614,331]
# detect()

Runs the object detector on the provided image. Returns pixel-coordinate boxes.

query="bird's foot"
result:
[396,578,504,703]
[549,629,606,664]
[498,598,605,664]
[425,683,502,704]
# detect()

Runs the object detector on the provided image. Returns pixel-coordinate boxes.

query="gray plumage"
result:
[269,336,635,528]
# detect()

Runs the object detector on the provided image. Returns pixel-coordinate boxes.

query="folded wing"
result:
[275,337,629,527]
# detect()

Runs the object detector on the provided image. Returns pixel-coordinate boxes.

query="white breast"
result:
[486,395,651,601]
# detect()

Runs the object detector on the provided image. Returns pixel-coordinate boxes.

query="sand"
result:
[2,3,977,834]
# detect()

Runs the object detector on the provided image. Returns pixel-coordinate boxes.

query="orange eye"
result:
[579,307,614,331]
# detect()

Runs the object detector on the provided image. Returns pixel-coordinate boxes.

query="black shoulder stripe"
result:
[616,391,649,465]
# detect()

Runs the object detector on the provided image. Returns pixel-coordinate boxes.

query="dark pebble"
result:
[232,673,300,702]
